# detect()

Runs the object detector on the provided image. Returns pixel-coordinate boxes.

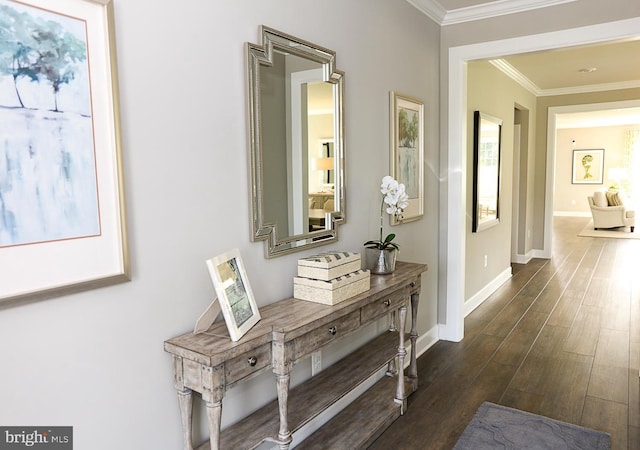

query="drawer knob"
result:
[247,356,257,367]
[383,299,391,307]
[410,281,416,288]
[328,326,337,336]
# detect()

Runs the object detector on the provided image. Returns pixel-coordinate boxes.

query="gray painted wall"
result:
[3,1,640,448]
[0,1,439,448]
[465,61,537,299]
[554,125,631,215]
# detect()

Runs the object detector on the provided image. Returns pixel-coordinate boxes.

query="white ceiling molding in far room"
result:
[489,58,640,97]
[489,59,542,95]
[406,0,577,25]
[555,106,640,129]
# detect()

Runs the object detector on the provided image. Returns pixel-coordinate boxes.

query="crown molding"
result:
[537,80,640,96]
[489,59,541,95]
[408,0,577,25]
[405,0,447,24]
[490,58,640,97]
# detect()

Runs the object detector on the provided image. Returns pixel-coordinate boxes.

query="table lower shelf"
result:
[197,330,406,450]
[295,374,409,450]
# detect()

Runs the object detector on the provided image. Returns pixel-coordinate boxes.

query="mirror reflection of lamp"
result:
[314,157,334,191]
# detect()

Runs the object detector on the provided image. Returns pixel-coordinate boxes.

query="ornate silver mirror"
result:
[247,26,345,258]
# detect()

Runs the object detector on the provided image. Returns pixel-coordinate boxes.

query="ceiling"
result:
[408,0,640,127]
[494,39,640,96]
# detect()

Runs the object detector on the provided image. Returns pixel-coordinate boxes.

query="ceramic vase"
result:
[365,248,397,275]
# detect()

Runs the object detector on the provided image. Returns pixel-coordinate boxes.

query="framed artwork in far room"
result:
[572,149,604,184]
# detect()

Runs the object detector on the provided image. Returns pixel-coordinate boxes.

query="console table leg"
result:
[409,291,420,391]
[386,358,397,376]
[388,310,397,332]
[276,373,292,449]
[395,305,407,412]
[386,311,397,376]
[205,400,222,450]
[177,388,194,450]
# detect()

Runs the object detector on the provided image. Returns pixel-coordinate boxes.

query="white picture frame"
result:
[205,249,261,342]
[572,149,604,184]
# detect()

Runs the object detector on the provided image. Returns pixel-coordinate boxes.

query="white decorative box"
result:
[294,270,371,305]
[297,251,362,281]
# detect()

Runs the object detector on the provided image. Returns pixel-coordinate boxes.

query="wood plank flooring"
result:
[369,217,640,450]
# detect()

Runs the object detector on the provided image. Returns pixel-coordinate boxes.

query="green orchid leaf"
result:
[363,240,381,249]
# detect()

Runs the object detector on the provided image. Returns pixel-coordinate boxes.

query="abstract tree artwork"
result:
[0,0,129,306]
[0,0,97,247]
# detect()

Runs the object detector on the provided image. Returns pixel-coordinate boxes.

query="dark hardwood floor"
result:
[369,216,640,450]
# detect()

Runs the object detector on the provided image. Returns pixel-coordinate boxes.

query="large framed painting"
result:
[572,149,604,184]
[0,0,129,306]
[389,92,424,224]
[205,249,261,342]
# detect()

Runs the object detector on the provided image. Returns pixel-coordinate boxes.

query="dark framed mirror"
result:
[472,111,502,232]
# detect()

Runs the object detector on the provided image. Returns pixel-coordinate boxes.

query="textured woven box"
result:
[294,269,371,305]
[297,251,362,281]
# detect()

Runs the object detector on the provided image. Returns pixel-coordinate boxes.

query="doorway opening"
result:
[441,17,640,343]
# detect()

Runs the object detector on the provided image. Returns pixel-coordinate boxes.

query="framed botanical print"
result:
[572,149,604,184]
[390,92,424,224]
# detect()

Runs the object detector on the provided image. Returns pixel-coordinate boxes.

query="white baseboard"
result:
[553,211,591,217]
[464,267,512,317]
[515,248,550,261]
[414,324,440,358]
[512,251,533,264]
[531,248,550,259]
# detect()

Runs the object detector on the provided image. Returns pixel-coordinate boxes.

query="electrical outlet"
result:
[311,351,322,375]
[484,254,488,268]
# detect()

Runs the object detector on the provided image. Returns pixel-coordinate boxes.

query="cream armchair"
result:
[587,191,635,232]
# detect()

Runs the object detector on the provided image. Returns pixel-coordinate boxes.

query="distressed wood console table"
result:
[164,261,427,450]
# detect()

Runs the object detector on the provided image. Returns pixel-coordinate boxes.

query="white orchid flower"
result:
[384,183,408,213]
[381,176,399,196]
[365,175,411,251]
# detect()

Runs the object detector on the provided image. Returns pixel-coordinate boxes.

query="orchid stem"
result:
[379,197,384,246]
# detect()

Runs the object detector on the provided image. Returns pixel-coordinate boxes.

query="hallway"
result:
[370,216,640,449]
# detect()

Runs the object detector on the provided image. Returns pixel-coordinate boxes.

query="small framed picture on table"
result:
[206,249,261,341]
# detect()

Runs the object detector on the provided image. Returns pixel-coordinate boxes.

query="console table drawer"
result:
[292,310,361,361]
[225,343,272,387]
[360,287,408,324]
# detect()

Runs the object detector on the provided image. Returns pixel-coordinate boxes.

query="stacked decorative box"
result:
[294,251,371,305]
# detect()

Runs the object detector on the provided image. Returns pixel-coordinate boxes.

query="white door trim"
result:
[441,17,640,342]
